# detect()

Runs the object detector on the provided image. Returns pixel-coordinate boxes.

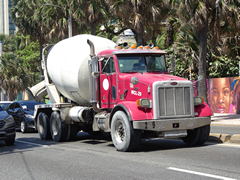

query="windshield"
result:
[117,54,166,73]
[0,103,11,110]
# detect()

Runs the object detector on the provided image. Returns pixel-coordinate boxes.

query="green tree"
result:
[66,0,110,35]
[176,0,240,102]
[0,35,32,100]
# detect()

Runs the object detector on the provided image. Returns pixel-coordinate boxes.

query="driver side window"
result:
[102,57,115,73]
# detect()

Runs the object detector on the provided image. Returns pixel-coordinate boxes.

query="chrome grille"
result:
[158,86,191,117]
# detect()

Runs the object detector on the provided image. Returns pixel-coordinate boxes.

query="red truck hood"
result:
[119,73,189,85]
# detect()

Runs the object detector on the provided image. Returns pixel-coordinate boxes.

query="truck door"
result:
[100,57,118,107]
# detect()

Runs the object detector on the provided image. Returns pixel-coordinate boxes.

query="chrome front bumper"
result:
[132,116,211,132]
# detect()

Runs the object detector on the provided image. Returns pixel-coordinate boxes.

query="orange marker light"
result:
[130,45,137,49]
[116,46,121,49]
[136,99,140,106]
[138,46,143,49]
[145,46,149,49]
[154,47,159,49]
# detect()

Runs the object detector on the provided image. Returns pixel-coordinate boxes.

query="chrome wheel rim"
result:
[52,118,58,136]
[21,121,25,132]
[114,120,125,143]
[39,117,44,134]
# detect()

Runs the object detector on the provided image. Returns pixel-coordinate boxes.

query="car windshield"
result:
[0,103,11,110]
[117,54,166,73]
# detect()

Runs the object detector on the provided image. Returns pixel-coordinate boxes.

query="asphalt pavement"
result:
[209,113,240,144]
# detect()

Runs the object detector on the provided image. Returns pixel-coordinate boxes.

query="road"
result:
[0,131,239,180]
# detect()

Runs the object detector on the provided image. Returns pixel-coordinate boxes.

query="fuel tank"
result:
[46,34,116,106]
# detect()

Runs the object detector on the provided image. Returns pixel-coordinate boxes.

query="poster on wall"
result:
[194,77,240,114]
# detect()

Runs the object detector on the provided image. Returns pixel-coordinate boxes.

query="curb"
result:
[208,133,240,144]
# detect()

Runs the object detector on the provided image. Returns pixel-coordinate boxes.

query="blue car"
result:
[6,101,44,133]
[0,106,16,145]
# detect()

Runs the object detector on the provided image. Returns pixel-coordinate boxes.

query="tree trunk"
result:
[39,43,43,81]
[165,23,174,47]
[135,32,144,46]
[90,24,96,35]
[198,25,208,103]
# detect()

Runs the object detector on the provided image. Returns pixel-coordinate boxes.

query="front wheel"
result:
[182,128,200,146]
[5,134,15,145]
[182,125,210,146]
[196,125,210,145]
[111,111,141,152]
[21,120,27,133]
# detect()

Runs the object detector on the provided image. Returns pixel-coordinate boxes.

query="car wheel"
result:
[50,112,68,142]
[66,124,79,141]
[21,120,27,133]
[5,134,15,146]
[37,112,51,140]
[196,125,210,145]
[182,128,200,146]
[111,111,141,152]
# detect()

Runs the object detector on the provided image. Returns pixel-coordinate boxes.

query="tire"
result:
[111,111,141,152]
[5,134,15,146]
[66,124,78,141]
[37,112,51,140]
[182,128,200,146]
[21,120,27,133]
[196,125,210,145]
[50,112,68,142]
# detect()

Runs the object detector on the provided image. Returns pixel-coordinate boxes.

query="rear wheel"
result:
[50,112,68,142]
[37,112,51,140]
[5,134,15,145]
[111,111,141,152]
[66,124,79,141]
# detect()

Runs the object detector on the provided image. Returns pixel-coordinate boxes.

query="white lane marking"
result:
[16,140,48,147]
[167,167,236,180]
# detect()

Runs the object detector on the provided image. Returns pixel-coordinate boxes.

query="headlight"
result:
[25,114,34,119]
[136,98,152,108]
[4,115,14,123]
[194,97,204,106]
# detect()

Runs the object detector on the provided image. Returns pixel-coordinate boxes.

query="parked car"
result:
[0,106,16,145]
[6,101,45,133]
[0,101,12,110]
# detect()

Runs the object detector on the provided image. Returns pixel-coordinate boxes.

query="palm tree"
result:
[0,35,32,100]
[10,0,82,81]
[176,0,240,102]
[107,0,169,46]
[66,0,110,35]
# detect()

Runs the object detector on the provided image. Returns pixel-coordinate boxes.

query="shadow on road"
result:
[0,131,217,154]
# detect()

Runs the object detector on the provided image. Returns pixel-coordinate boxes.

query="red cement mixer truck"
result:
[30,34,212,152]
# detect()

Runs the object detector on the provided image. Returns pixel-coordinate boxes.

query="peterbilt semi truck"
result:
[30,34,212,152]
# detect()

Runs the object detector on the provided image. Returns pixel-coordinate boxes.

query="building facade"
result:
[0,0,15,35]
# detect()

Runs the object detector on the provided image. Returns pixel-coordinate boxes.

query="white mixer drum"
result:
[46,34,116,105]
